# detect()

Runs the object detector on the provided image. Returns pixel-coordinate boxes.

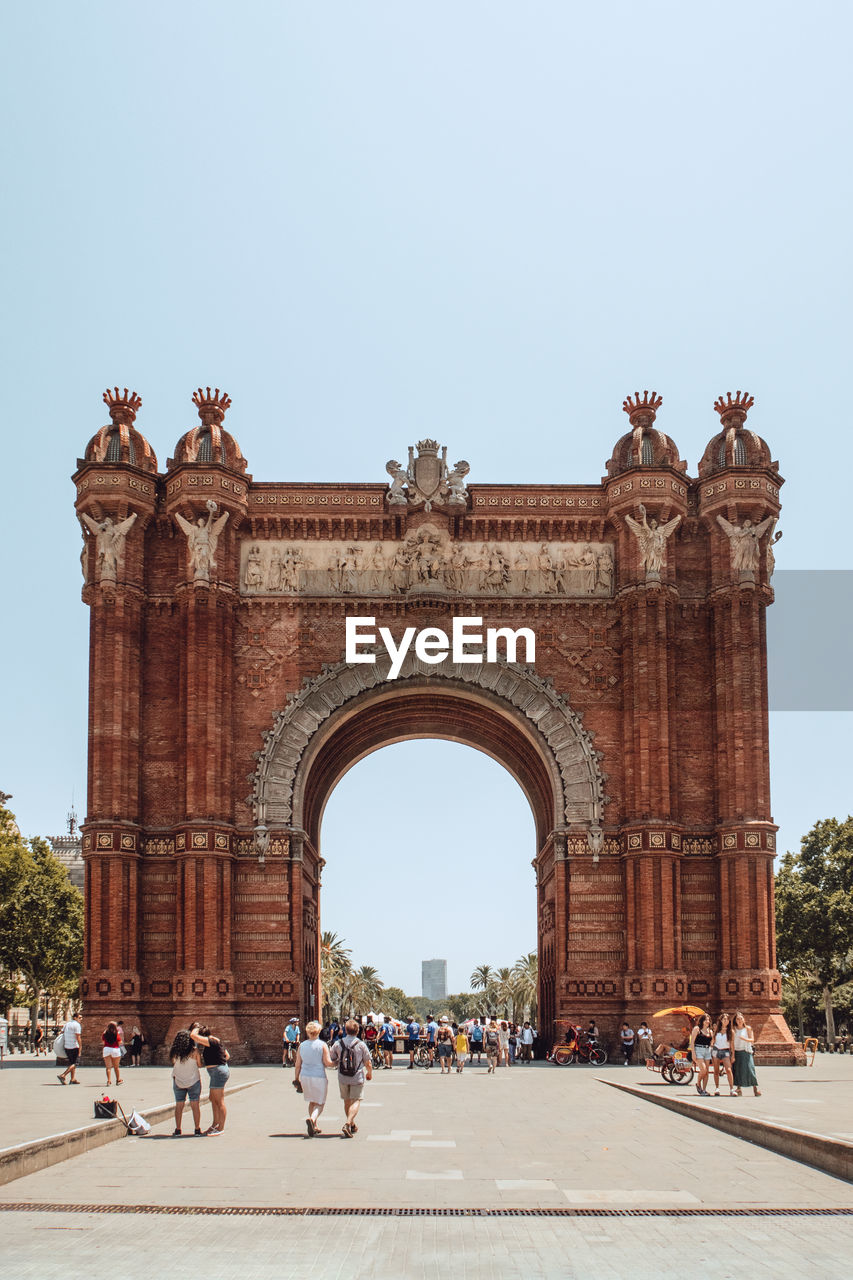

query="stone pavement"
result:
[2,1060,852,1210]
[3,1207,851,1279]
[619,1051,853,1140]
[4,1057,853,1277]
[0,1058,201,1147]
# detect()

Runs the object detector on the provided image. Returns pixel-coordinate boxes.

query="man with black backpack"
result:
[330,1018,372,1138]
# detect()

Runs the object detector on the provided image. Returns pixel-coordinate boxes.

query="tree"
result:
[350,964,384,1013]
[0,809,84,1034]
[470,963,495,1014]
[494,966,516,1019]
[380,986,408,1018]
[512,952,538,1023]
[320,931,352,1022]
[775,817,853,1041]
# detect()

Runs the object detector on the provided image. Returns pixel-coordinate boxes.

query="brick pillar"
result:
[619,585,687,1012]
[74,457,154,1039]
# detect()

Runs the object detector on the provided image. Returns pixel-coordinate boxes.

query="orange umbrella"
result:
[652,1005,706,1020]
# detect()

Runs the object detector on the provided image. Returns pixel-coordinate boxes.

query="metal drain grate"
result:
[0,1204,851,1219]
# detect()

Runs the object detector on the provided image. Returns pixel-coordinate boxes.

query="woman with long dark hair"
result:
[169,1030,203,1136]
[711,1012,735,1096]
[191,1025,231,1135]
[689,1014,713,1096]
[102,1021,123,1086]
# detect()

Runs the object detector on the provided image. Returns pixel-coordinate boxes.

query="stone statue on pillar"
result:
[175,500,229,582]
[625,504,681,581]
[79,511,137,582]
[716,514,774,582]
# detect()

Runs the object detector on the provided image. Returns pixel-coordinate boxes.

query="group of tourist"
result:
[56,1017,146,1086]
[615,1011,761,1097]
[313,1014,538,1071]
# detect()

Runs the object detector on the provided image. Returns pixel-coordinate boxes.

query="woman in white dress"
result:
[294,1020,334,1137]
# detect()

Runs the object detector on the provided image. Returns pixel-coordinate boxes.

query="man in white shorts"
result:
[330,1018,372,1138]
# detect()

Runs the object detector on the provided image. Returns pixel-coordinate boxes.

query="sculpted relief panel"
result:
[240,525,615,599]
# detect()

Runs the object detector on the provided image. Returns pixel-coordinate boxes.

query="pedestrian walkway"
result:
[2,1062,852,1210]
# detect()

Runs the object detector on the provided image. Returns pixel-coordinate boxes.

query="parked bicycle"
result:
[549,1027,608,1066]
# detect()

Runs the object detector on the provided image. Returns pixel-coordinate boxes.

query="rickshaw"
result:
[643,1005,704,1085]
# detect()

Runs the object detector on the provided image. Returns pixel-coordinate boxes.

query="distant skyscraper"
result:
[422,958,447,1002]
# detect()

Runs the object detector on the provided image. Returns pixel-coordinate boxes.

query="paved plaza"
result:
[3,1055,853,1275]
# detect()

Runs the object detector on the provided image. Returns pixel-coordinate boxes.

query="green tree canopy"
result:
[0,803,84,1022]
[776,816,853,1041]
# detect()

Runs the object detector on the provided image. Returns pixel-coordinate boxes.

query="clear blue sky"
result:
[1,2,850,995]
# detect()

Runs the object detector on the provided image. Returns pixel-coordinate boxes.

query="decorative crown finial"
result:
[415,438,440,455]
[192,386,232,424]
[622,390,662,427]
[103,387,142,424]
[714,391,754,427]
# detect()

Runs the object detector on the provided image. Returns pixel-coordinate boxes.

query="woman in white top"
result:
[498,1021,510,1067]
[732,1011,761,1096]
[711,1012,736,1096]
[169,1030,202,1137]
[294,1020,334,1137]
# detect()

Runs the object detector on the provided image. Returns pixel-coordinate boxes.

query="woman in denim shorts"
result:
[191,1025,231,1135]
[689,1014,713,1096]
[711,1012,736,1096]
[170,1030,203,1136]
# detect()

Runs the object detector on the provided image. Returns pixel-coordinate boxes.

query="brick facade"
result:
[73,387,800,1062]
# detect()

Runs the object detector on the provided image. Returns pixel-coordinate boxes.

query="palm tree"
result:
[320,931,352,1021]
[494,966,516,1019]
[350,964,384,1014]
[470,963,495,1015]
[512,952,538,1023]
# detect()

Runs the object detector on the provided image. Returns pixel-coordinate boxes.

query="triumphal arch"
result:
[73,386,798,1060]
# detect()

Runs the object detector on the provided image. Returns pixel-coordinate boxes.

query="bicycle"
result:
[413,1043,431,1068]
[551,1036,607,1067]
[282,1040,298,1068]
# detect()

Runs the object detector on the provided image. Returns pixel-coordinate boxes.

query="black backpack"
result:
[339,1040,359,1077]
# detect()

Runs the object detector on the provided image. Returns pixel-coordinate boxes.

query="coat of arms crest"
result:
[385,440,470,511]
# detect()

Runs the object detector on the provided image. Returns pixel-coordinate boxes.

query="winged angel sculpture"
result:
[175,499,229,582]
[716,514,774,578]
[625,504,681,580]
[80,511,137,582]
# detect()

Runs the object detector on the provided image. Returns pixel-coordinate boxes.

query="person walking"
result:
[406,1014,421,1069]
[484,1019,500,1073]
[732,1012,761,1096]
[519,1021,536,1063]
[455,1023,469,1073]
[436,1017,454,1074]
[295,1019,334,1136]
[191,1025,231,1134]
[711,1013,736,1096]
[379,1016,396,1069]
[690,1014,713,1096]
[507,1023,519,1066]
[620,1022,635,1066]
[636,1021,655,1063]
[33,1021,45,1057]
[129,1025,144,1067]
[102,1021,124,1086]
[470,1019,484,1063]
[57,1015,82,1085]
[498,1020,510,1067]
[330,1018,372,1137]
[169,1030,203,1136]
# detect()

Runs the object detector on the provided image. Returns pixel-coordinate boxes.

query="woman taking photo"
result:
[294,1019,333,1137]
[732,1011,761,1096]
[689,1014,713,1096]
[169,1030,203,1136]
[190,1025,230,1135]
[711,1012,736,1096]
